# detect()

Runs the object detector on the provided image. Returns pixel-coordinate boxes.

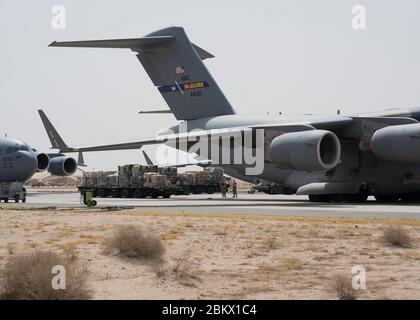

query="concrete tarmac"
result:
[2,190,420,219]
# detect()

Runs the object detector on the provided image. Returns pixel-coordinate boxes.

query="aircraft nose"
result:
[15,151,38,181]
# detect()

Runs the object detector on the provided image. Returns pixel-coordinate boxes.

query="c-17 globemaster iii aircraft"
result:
[46,26,420,203]
[0,133,78,202]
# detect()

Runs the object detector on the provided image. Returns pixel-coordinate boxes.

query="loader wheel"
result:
[122,189,130,198]
[133,189,145,198]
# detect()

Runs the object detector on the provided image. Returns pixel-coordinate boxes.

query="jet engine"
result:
[36,153,50,172]
[48,156,77,176]
[269,130,341,171]
[371,123,420,163]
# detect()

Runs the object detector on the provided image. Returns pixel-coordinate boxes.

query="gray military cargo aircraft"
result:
[46,26,420,203]
[0,128,78,202]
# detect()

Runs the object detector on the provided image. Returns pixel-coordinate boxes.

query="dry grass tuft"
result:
[280,257,304,270]
[0,250,91,300]
[6,243,17,255]
[102,225,165,262]
[382,226,412,248]
[260,238,280,251]
[331,273,360,300]
[172,253,200,281]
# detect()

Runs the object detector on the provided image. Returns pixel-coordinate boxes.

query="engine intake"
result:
[36,153,50,172]
[48,156,77,176]
[269,130,341,171]
[371,123,420,163]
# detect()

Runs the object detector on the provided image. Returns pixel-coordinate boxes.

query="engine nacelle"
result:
[48,156,77,176]
[269,130,341,171]
[36,153,50,172]
[371,123,420,163]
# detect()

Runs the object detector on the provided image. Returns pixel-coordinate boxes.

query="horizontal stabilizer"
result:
[191,43,214,60]
[49,36,175,50]
[138,110,173,115]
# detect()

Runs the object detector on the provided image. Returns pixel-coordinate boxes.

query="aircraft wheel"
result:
[341,192,368,203]
[309,195,331,202]
[400,194,420,203]
[375,195,400,203]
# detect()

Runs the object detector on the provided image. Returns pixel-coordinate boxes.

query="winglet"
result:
[77,151,86,167]
[38,109,76,152]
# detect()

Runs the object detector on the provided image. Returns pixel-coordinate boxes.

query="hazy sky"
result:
[2,0,420,170]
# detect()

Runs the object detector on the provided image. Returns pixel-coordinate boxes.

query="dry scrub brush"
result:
[102,225,165,262]
[0,250,91,300]
[331,273,360,300]
[382,225,412,248]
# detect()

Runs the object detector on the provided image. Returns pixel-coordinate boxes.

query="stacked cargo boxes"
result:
[81,171,116,188]
[143,172,169,189]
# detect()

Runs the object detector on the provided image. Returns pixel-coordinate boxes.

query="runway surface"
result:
[3,190,420,219]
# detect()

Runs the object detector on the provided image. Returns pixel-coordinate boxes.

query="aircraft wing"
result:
[75,138,165,152]
[249,116,355,132]
[38,109,165,153]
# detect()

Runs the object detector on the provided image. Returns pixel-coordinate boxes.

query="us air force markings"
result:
[15,191,420,219]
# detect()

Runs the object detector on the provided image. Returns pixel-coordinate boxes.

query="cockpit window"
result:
[6,146,19,153]
[19,145,29,151]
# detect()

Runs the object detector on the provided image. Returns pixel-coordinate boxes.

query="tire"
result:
[162,193,171,199]
[4,199,8,203]
[91,200,97,207]
[133,189,145,198]
[375,195,400,203]
[121,189,131,198]
[14,196,20,203]
[111,189,121,198]
[310,194,332,202]
[97,189,105,198]
[341,193,368,203]
[400,194,420,203]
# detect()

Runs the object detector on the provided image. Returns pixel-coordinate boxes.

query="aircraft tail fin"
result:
[38,110,74,152]
[49,27,236,121]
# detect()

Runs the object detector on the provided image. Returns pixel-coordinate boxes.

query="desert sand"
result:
[0,207,419,299]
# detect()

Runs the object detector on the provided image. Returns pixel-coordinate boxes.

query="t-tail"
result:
[49,27,236,121]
